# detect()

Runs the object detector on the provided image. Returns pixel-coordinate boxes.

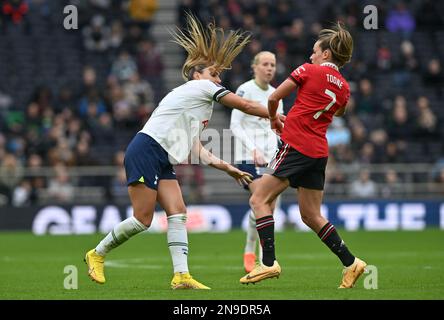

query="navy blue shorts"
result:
[124,133,176,190]
[236,161,268,191]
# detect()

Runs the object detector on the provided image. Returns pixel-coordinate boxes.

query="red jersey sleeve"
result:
[288,63,312,86]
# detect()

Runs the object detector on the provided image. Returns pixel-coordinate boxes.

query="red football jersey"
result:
[281,62,350,158]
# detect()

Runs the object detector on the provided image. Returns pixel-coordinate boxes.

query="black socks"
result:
[256,215,276,267]
[318,222,355,267]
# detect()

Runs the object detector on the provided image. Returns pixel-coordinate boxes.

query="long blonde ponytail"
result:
[170,13,251,81]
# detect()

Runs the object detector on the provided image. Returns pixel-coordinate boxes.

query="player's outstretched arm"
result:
[268,79,295,135]
[219,92,285,122]
[191,139,253,186]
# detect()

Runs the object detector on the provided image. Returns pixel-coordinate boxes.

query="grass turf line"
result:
[0,230,443,299]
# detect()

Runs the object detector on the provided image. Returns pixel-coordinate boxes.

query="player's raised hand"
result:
[253,149,267,167]
[270,114,284,136]
[226,165,253,186]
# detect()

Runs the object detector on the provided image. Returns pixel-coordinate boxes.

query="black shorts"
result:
[268,143,328,190]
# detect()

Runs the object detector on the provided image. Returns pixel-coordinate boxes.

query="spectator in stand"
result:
[359,142,376,164]
[376,42,392,71]
[128,0,158,33]
[122,72,155,126]
[25,153,45,204]
[383,142,406,163]
[108,20,125,52]
[393,40,418,87]
[80,66,101,97]
[110,167,128,202]
[47,138,76,167]
[433,168,444,194]
[78,89,107,119]
[56,86,77,113]
[355,78,380,116]
[0,153,24,203]
[328,168,348,186]
[107,81,132,126]
[327,117,351,148]
[414,96,439,142]
[285,19,309,66]
[381,169,403,198]
[89,112,116,147]
[349,169,378,198]
[0,90,13,110]
[136,38,164,102]
[387,95,413,144]
[111,50,138,82]
[1,0,29,34]
[241,14,259,36]
[349,117,368,152]
[369,129,388,163]
[47,163,74,203]
[385,1,415,38]
[273,1,296,30]
[12,179,31,206]
[75,139,97,167]
[82,15,110,52]
[422,59,444,97]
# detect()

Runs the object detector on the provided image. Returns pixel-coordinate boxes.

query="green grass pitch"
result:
[0,229,443,299]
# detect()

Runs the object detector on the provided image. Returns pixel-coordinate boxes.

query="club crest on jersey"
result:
[202,120,209,128]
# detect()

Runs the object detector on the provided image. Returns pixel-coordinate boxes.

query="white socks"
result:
[94,214,190,275]
[245,210,258,253]
[95,216,147,256]
[167,213,189,274]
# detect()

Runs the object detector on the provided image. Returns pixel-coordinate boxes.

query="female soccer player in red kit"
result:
[240,23,367,288]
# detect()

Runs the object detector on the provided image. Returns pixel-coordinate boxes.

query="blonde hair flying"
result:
[170,13,251,81]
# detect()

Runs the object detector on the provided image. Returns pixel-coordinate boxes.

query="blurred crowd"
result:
[179,0,444,197]
[1,0,444,206]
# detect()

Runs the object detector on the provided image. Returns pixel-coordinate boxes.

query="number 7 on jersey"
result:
[313,89,336,119]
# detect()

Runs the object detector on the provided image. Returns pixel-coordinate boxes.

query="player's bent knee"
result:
[133,211,153,228]
[249,194,268,212]
[300,211,316,228]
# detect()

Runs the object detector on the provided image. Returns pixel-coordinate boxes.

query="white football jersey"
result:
[140,79,229,164]
[230,80,283,163]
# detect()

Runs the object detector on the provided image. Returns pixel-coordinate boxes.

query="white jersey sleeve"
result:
[140,80,230,164]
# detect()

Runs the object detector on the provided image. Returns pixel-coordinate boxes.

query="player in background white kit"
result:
[230,51,283,273]
[84,14,285,290]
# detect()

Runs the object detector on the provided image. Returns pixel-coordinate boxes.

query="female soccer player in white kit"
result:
[230,51,283,273]
[84,14,285,289]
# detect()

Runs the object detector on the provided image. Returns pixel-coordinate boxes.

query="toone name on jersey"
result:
[326,74,343,89]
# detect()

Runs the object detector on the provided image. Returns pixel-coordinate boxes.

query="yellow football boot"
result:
[240,260,281,284]
[338,257,367,288]
[170,272,211,290]
[84,249,105,284]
